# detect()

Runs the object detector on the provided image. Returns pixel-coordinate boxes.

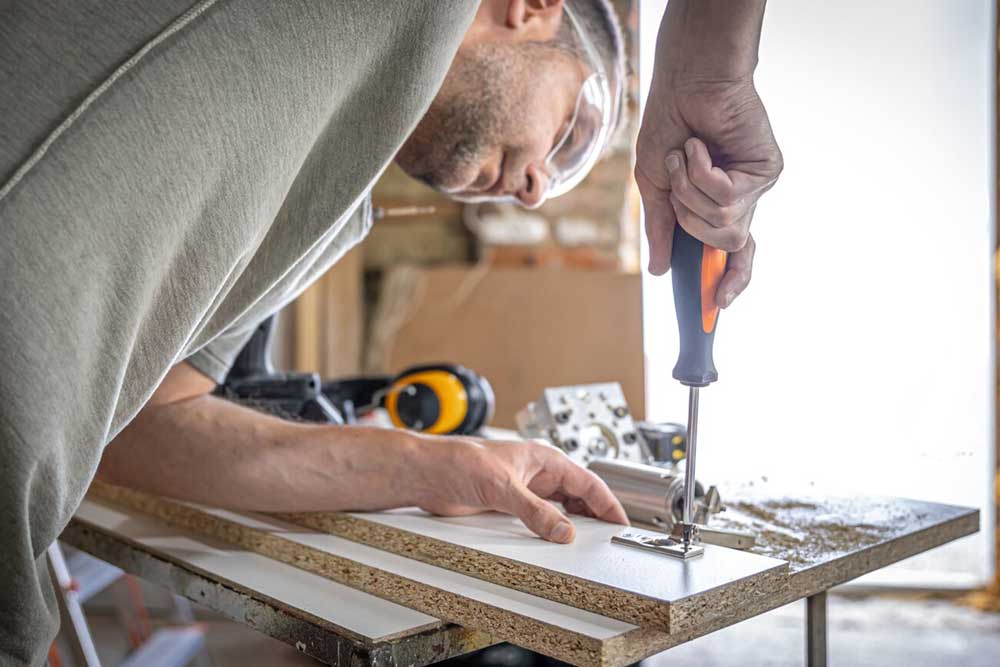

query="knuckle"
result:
[582,469,604,493]
[633,165,648,189]
[519,497,553,530]
[671,171,692,195]
[547,448,570,467]
[717,226,750,252]
[527,438,560,463]
[713,205,738,227]
[688,168,711,191]
[770,149,785,177]
[673,204,692,226]
[717,190,740,207]
[634,161,667,194]
[730,272,751,296]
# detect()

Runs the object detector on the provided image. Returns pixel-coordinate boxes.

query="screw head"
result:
[588,438,609,456]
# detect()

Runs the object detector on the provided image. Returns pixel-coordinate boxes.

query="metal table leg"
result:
[48,543,102,667]
[806,591,828,667]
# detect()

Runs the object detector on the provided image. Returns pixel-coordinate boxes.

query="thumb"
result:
[641,186,676,276]
[502,481,576,543]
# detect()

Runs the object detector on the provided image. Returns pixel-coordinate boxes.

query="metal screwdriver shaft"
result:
[681,386,699,551]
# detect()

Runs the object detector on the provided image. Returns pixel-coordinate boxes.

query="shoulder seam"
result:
[0,0,220,204]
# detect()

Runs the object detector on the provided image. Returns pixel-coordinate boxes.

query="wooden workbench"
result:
[61,484,978,667]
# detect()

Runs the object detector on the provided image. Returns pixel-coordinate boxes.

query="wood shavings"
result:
[711,497,911,568]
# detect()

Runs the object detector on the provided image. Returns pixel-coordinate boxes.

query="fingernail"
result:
[720,292,734,307]
[550,522,572,543]
[685,141,695,157]
[665,154,680,172]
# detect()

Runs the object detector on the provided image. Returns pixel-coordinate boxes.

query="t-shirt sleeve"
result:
[184,194,373,385]
[185,324,259,384]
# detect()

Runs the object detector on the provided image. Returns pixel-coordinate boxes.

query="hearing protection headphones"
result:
[224,316,494,434]
[384,363,495,435]
[321,363,495,435]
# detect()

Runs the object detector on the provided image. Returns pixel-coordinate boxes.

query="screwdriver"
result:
[670,224,727,552]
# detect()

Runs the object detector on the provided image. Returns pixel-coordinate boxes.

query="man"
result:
[0,0,781,663]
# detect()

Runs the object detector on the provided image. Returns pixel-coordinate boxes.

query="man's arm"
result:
[96,362,627,543]
[635,0,782,306]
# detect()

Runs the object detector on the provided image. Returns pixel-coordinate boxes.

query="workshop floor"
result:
[85,592,1000,667]
[647,593,1000,667]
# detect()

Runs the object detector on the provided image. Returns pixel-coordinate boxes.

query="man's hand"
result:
[409,435,629,544]
[635,0,782,307]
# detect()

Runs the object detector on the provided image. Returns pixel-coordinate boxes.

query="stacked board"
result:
[275,507,790,634]
[87,482,788,666]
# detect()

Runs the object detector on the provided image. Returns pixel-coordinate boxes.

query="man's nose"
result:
[515,163,549,209]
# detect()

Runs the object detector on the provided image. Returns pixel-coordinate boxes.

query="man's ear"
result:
[506,0,564,38]
[465,0,564,45]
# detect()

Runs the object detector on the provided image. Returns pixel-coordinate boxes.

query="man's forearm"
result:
[96,361,629,542]
[97,394,427,513]
[656,0,767,82]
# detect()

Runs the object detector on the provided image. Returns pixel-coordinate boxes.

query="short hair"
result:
[557,0,627,134]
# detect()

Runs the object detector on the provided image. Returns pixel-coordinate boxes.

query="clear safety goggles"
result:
[453,2,622,208]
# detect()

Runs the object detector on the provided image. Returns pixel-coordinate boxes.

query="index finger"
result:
[716,229,756,308]
[684,138,766,207]
[635,165,677,275]
[539,452,629,526]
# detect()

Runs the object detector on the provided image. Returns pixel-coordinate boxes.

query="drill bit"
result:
[681,385,699,551]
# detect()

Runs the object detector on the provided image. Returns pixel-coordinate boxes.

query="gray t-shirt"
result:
[0,1,476,663]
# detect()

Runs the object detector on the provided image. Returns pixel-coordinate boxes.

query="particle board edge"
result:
[791,506,981,596]
[87,483,624,667]
[61,515,378,647]
[608,505,983,660]
[62,515,493,666]
[274,510,675,630]
[666,558,789,635]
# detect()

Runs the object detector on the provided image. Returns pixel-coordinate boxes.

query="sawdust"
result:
[732,500,818,522]
[711,497,899,569]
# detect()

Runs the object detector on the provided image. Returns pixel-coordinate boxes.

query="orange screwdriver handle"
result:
[671,225,727,387]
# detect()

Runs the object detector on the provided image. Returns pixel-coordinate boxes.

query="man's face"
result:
[395,41,587,209]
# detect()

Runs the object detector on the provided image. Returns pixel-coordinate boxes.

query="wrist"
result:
[657,56,757,89]
[387,428,443,508]
[400,431,486,510]
[655,0,764,84]
[298,424,428,510]
[650,70,756,106]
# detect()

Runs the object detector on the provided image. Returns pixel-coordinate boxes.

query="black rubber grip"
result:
[671,225,722,387]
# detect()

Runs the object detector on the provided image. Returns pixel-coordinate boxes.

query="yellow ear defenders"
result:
[384,363,495,435]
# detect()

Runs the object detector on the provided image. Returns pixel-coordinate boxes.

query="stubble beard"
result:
[395,43,522,192]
